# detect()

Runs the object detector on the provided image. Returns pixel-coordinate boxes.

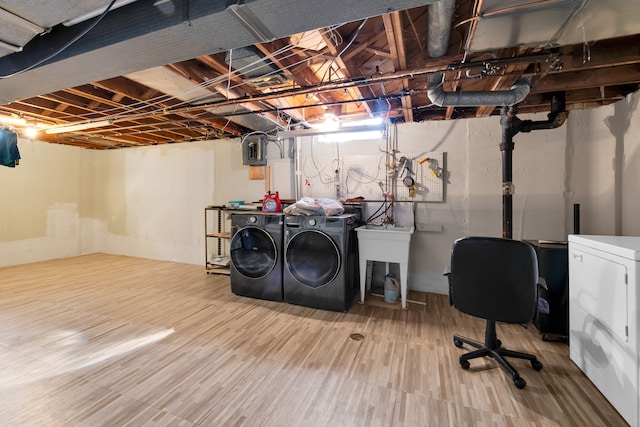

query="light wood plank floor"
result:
[0,254,626,426]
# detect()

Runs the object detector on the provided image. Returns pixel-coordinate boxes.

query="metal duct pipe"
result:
[427,0,455,58]
[426,0,531,107]
[427,74,531,107]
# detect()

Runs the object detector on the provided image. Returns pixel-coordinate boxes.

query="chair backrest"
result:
[449,236,539,324]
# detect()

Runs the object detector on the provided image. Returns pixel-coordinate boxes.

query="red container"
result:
[262,191,281,212]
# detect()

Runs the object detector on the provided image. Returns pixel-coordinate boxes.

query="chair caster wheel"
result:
[531,360,543,371]
[460,358,470,369]
[454,338,463,348]
[513,377,526,389]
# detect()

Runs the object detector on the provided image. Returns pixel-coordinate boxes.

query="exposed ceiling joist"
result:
[0,0,637,148]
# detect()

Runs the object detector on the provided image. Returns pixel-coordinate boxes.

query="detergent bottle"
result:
[384,274,400,303]
[262,191,281,212]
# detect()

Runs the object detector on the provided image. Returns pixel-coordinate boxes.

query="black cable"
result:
[366,202,389,223]
[0,0,118,79]
[367,204,392,223]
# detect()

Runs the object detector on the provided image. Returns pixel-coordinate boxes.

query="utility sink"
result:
[356,224,414,262]
[355,224,414,309]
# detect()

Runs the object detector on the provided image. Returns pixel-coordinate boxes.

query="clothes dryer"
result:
[229,212,284,301]
[283,214,360,311]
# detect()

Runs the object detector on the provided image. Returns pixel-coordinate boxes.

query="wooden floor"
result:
[0,254,626,426]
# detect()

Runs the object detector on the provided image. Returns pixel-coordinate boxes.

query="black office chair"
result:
[446,236,544,389]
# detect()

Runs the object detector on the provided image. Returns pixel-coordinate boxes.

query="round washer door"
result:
[285,230,340,288]
[230,226,277,279]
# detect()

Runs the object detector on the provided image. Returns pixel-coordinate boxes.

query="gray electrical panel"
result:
[242,136,267,166]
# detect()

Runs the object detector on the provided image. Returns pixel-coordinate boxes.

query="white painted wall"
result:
[361,116,566,293]
[0,139,218,267]
[566,90,640,236]
[266,93,638,294]
[0,140,83,267]
[83,140,217,264]
[1,91,638,293]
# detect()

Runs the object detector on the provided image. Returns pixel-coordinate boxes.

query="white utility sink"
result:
[355,224,415,309]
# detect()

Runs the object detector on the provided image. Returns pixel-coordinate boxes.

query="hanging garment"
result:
[0,128,20,167]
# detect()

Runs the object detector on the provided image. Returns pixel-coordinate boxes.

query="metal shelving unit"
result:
[205,206,230,275]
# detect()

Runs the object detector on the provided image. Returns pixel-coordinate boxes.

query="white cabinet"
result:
[569,235,640,426]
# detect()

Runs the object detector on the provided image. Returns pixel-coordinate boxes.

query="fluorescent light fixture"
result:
[0,114,27,126]
[318,129,383,143]
[342,117,384,127]
[45,119,113,134]
[278,124,385,138]
[63,0,138,26]
[226,3,275,43]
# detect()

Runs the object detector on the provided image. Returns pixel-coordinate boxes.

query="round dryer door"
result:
[230,226,277,279]
[285,230,340,288]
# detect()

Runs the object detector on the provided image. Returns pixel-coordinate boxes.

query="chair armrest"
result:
[537,276,548,290]
[443,265,451,276]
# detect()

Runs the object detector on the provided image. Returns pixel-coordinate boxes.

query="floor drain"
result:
[350,333,364,341]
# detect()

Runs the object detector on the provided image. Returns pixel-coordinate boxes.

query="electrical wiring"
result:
[366,202,392,224]
[344,155,385,194]
[319,18,367,84]
[218,48,237,134]
[0,0,118,79]
[68,27,336,120]
[303,154,337,185]
[302,137,345,186]
[46,22,385,136]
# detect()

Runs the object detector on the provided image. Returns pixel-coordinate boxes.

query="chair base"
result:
[453,320,543,389]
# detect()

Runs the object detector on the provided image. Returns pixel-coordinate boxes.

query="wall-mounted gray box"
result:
[242,136,267,166]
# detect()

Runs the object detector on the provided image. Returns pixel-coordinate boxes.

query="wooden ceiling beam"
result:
[255,39,338,123]
[166,60,287,128]
[383,12,413,122]
[93,77,245,136]
[14,98,91,122]
[533,64,640,93]
[319,27,374,116]
[556,34,640,72]
[341,32,388,62]
[65,86,207,142]
[199,51,306,123]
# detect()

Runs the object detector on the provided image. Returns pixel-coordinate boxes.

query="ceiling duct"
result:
[427,74,531,107]
[225,47,273,78]
[426,0,530,108]
[427,0,455,58]
[0,0,438,104]
[468,0,587,52]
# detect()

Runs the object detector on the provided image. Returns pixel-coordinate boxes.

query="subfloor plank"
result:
[0,254,627,426]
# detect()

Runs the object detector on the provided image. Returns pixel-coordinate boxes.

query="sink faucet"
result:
[381,215,396,227]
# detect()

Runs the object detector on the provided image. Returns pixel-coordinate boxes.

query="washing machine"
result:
[229,212,284,301]
[283,213,360,311]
